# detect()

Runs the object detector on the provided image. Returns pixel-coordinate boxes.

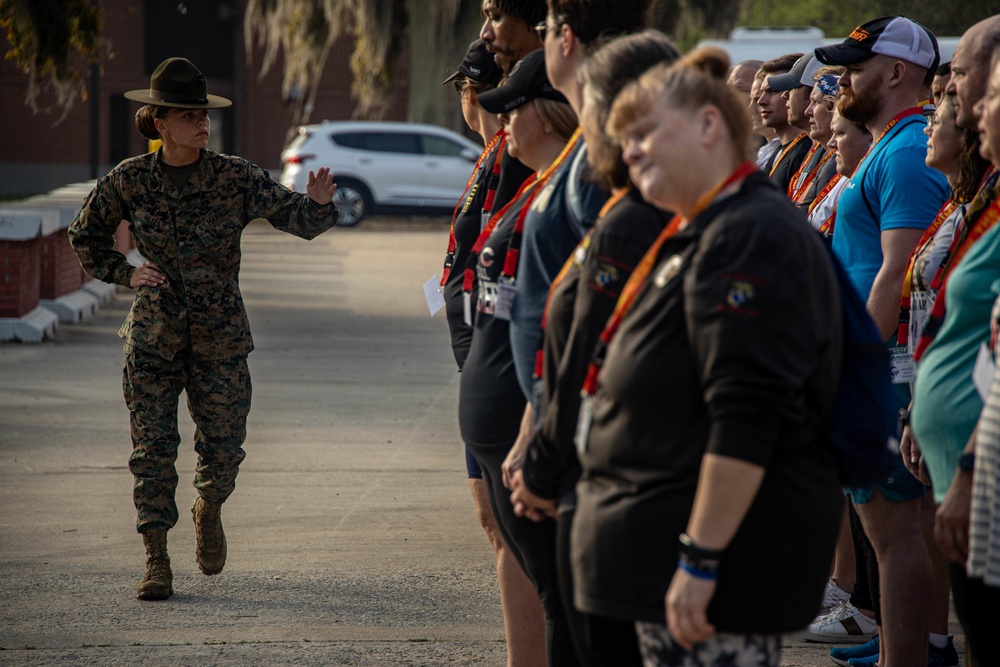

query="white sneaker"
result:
[819,576,851,614]
[803,600,877,643]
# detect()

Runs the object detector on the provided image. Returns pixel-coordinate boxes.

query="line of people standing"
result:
[728,14,1000,667]
[438,2,900,666]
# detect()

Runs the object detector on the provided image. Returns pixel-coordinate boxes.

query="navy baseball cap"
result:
[443,39,504,86]
[815,16,939,70]
[476,49,568,114]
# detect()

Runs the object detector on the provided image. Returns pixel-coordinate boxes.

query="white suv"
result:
[279,120,481,226]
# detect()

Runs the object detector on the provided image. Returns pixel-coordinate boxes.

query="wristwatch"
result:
[958,452,975,472]
[898,408,911,428]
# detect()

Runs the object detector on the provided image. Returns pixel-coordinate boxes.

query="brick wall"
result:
[0,0,412,192]
[39,231,83,299]
[0,239,41,318]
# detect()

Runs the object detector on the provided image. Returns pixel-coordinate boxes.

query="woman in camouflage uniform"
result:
[68,57,339,600]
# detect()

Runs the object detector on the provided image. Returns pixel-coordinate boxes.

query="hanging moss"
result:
[1,0,108,123]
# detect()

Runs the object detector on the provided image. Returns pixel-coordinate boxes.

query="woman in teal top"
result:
[912,218,1000,504]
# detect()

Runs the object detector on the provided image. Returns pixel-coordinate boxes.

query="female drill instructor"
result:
[68,58,339,601]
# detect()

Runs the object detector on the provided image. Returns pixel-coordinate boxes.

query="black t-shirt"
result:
[766,134,812,195]
[457,184,535,448]
[523,190,671,501]
[572,173,843,631]
[444,144,533,370]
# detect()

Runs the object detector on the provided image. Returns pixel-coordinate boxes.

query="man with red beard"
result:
[812,16,950,667]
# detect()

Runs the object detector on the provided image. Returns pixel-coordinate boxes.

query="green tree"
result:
[0,0,106,122]
[739,0,1000,40]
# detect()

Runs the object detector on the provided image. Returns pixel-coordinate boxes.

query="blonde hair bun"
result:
[681,46,731,82]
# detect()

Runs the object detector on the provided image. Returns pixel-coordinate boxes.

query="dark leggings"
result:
[848,500,879,623]
[469,442,581,667]
[948,561,1000,667]
[584,613,643,667]
[556,502,602,667]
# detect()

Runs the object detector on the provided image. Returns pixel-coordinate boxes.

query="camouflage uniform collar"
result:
[149,149,220,199]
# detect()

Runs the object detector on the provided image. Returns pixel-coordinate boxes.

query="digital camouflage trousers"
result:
[124,348,251,533]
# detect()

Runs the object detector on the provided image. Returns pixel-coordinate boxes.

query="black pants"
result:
[848,500,878,621]
[948,561,1000,667]
[469,442,581,667]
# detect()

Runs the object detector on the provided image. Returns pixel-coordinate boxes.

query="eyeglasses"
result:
[924,116,951,136]
[453,79,466,96]
[534,18,565,41]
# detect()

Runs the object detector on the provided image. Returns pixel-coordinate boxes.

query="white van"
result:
[699,26,958,68]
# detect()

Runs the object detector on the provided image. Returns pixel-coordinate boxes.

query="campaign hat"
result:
[124,57,232,109]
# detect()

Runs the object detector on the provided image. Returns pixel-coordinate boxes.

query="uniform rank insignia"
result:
[726,280,756,308]
[594,264,619,288]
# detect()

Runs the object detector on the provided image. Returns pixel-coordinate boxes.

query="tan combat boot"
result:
[192,497,227,575]
[137,529,173,600]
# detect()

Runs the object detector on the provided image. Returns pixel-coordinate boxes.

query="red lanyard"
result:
[460,129,582,294]
[929,167,1000,291]
[532,186,631,380]
[440,130,506,287]
[580,161,756,396]
[501,129,582,280]
[769,132,807,177]
[856,107,925,169]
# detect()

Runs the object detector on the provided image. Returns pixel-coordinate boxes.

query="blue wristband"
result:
[678,558,719,581]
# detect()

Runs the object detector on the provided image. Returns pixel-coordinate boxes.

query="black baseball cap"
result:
[814,16,939,70]
[442,39,504,86]
[476,49,568,114]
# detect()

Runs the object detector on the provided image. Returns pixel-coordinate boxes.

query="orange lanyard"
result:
[791,147,835,203]
[533,186,631,380]
[896,199,960,344]
[581,161,756,395]
[441,130,506,287]
[769,132,807,177]
[808,171,842,216]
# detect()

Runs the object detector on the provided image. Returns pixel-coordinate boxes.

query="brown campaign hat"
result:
[124,57,232,109]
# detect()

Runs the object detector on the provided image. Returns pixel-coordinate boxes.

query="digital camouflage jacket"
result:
[68,149,339,361]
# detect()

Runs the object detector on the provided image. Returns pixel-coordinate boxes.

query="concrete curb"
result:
[39,289,100,324]
[0,305,59,343]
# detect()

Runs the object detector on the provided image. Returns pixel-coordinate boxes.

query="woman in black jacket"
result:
[571,47,844,666]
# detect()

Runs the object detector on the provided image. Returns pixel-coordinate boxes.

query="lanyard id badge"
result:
[888,345,915,384]
[494,277,516,321]
[575,393,594,455]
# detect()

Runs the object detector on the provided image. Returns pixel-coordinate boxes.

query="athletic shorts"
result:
[846,461,926,504]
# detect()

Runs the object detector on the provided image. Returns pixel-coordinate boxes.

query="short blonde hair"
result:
[534,98,578,143]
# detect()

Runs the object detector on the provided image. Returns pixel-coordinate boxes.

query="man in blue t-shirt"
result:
[813,15,953,667]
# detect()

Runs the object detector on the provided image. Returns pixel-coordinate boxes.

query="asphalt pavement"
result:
[0,217,965,666]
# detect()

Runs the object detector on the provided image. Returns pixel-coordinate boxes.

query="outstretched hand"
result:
[307,167,337,206]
